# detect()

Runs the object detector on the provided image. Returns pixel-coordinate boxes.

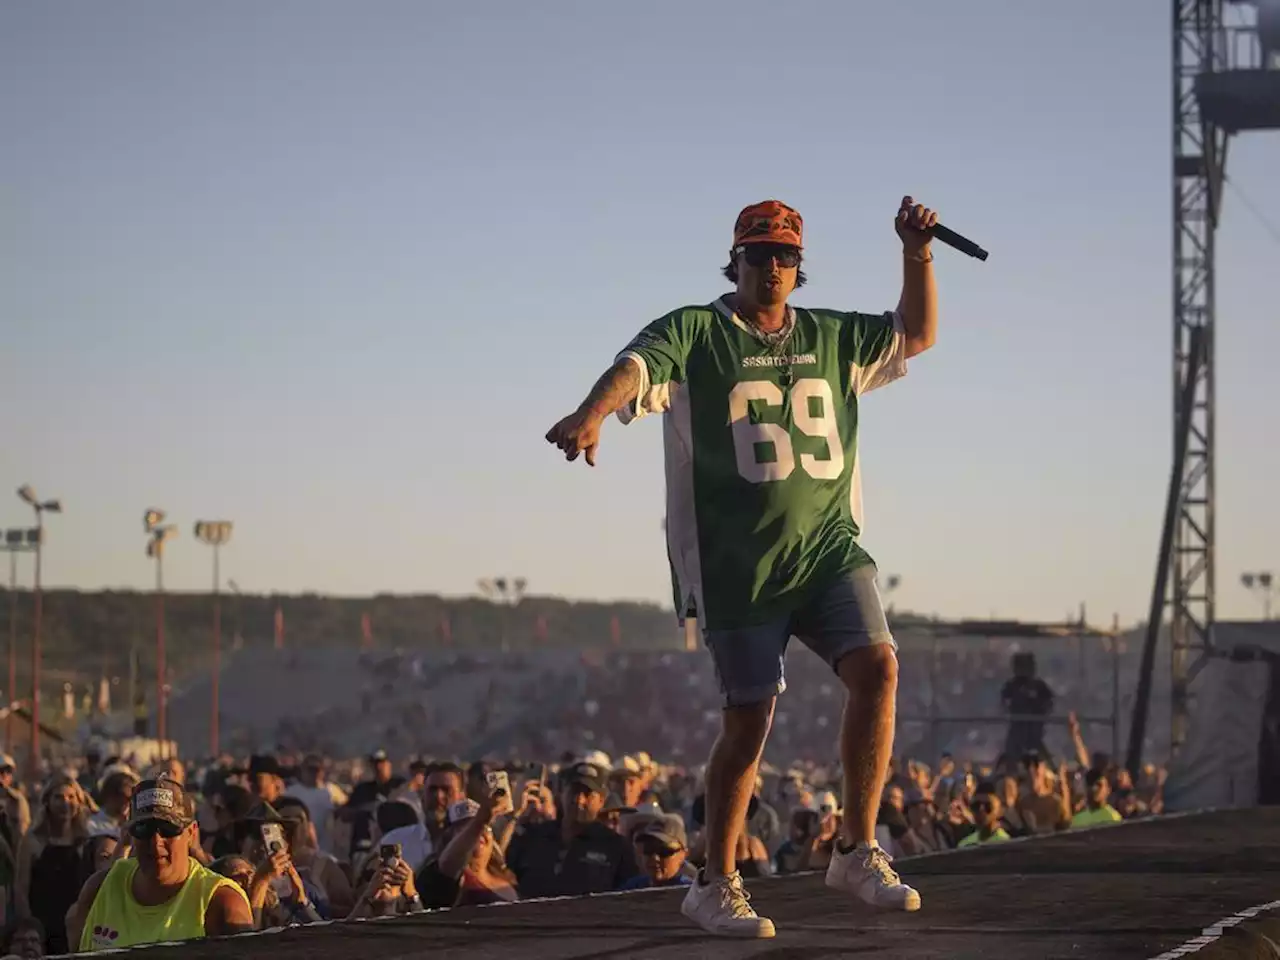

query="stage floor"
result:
[104,807,1280,960]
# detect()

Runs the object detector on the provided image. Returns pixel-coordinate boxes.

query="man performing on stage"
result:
[546,196,939,938]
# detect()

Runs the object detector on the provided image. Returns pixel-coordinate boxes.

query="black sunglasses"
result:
[639,841,681,858]
[972,801,995,814]
[129,819,185,840]
[737,244,802,269]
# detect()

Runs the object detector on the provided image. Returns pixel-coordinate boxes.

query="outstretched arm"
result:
[582,358,643,419]
[545,359,642,467]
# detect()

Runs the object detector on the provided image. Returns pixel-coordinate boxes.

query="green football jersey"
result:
[617,296,907,631]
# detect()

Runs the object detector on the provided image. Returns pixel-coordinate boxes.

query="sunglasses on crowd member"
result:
[638,839,681,859]
[735,244,802,269]
[129,820,186,840]
[971,800,995,814]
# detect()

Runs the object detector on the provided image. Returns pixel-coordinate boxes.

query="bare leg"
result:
[836,645,899,846]
[703,698,774,876]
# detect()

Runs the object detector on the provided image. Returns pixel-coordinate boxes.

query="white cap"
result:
[817,790,842,815]
[614,755,642,775]
[583,750,611,770]
[86,820,120,840]
[99,763,140,788]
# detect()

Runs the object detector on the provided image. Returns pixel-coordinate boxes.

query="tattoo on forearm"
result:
[581,359,641,416]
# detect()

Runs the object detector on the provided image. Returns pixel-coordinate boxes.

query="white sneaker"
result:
[825,840,922,911]
[680,870,776,938]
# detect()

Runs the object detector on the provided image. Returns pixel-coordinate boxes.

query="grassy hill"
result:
[0,587,681,701]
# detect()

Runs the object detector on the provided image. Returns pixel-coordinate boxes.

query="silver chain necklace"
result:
[733,298,796,359]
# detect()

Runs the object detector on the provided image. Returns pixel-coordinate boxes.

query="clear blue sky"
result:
[2,1,1277,624]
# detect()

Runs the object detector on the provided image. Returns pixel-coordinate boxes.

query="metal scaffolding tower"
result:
[1170,0,1226,754]
[1162,0,1280,754]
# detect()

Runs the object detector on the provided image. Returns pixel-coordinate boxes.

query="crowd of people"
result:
[207,634,1143,771]
[0,680,1167,956]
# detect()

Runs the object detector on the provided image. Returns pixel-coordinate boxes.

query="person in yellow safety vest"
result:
[68,776,254,951]
[957,786,1011,848]
[1071,769,1123,828]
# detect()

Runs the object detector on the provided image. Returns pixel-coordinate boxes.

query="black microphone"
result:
[928,222,988,261]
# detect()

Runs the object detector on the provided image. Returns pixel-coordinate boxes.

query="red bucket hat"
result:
[732,200,803,249]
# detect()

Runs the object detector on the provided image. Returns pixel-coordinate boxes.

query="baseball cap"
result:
[601,792,634,814]
[562,761,609,794]
[127,778,195,830]
[582,750,611,770]
[732,200,803,249]
[613,755,642,777]
[635,814,687,851]
[0,754,16,771]
[369,749,390,763]
[620,801,665,837]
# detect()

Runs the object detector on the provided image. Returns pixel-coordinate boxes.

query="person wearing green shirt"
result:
[546,195,941,938]
[1071,769,1124,828]
[958,787,1012,847]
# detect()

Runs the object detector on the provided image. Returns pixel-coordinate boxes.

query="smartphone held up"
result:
[260,822,286,856]
[486,770,514,817]
[380,842,402,867]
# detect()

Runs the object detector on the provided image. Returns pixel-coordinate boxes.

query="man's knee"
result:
[837,644,898,696]
[720,697,775,756]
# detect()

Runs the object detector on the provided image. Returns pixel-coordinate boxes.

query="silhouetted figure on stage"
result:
[1002,653,1053,760]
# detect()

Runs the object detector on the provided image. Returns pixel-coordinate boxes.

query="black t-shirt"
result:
[347,776,406,807]
[416,858,513,909]
[505,819,639,899]
[1002,677,1054,718]
[342,776,407,855]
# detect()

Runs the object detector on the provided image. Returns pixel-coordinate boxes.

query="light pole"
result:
[880,574,902,617]
[1242,571,1277,620]
[2,528,38,751]
[194,521,233,757]
[17,485,61,778]
[227,579,243,649]
[144,510,177,752]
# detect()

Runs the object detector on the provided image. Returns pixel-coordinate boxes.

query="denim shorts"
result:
[703,565,897,708]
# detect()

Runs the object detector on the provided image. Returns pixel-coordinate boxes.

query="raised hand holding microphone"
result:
[895,195,939,260]
[897,194,989,261]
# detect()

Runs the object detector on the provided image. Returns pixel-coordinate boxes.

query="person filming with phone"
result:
[345,840,425,919]
[504,761,638,898]
[416,790,520,909]
[227,815,324,927]
[68,777,254,951]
